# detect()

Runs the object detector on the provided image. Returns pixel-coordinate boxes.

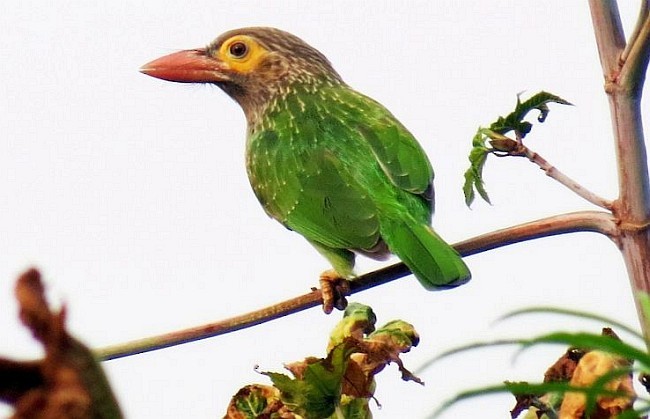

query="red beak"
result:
[140,49,229,83]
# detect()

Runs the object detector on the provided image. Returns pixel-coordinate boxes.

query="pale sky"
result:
[1,1,648,418]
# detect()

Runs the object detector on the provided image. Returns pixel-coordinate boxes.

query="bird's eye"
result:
[228,41,248,58]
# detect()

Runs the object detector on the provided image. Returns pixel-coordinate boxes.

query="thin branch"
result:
[621,0,649,63]
[588,1,626,83]
[95,210,617,361]
[620,12,650,94]
[521,146,613,210]
[490,138,613,210]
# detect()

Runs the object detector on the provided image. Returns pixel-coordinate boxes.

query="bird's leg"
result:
[319,269,350,314]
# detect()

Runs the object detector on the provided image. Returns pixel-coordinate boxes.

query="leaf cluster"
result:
[223,303,421,419]
[463,92,572,206]
[428,306,650,419]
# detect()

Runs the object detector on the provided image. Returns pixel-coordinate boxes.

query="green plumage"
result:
[247,83,470,289]
[141,26,471,290]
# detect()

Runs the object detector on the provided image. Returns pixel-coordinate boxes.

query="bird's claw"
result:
[319,270,350,314]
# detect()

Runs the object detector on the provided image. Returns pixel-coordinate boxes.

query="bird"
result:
[140,27,470,313]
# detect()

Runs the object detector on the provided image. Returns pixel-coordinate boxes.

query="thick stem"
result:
[609,93,650,344]
[590,0,650,345]
[588,0,626,78]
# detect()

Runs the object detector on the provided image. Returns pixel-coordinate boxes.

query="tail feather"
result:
[381,217,470,290]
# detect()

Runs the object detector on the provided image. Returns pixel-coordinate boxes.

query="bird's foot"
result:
[319,270,350,314]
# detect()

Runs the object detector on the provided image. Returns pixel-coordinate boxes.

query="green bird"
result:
[141,27,470,312]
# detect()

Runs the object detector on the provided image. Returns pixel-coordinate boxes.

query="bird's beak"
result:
[140,49,230,83]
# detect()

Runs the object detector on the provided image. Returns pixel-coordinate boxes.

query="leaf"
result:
[224,384,287,419]
[1,269,123,418]
[498,306,644,341]
[463,128,492,206]
[489,91,573,138]
[559,351,634,419]
[526,332,650,369]
[328,302,377,351]
[338,396,372,419]
[462,91,572,206]
[360,319,423,384]
[426,323,644,419]
[262,343,355,419]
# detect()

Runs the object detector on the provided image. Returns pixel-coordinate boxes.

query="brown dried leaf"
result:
[223,384,294,419]
[0,268,122,419]
[559,350,635,419]
[543,347,586,384]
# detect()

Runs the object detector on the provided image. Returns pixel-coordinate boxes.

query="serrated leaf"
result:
[463,128,492,206]
[338,396,372,419]
[262,343,354,419]
[224,384,283,419]
[328,302,376,351]
[234,390,267,417]
[489,91,572,138]
[235,305,421,418]
[462,91,571,205]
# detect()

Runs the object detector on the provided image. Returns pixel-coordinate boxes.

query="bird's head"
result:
[141,27,343,124]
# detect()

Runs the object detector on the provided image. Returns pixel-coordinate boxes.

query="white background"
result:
[1,1,648,418]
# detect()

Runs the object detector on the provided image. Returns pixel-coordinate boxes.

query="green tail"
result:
[381,217,471,290]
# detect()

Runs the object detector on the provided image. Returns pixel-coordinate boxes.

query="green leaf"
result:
[525,331,650,368]
[430,377,636,419]
[489,91,572,137]
[230,385,274,418]
[462,91,572,206]
[338,396,372,419]
[328,302,376,350]
[262,343,355,419]
[463,128,492,207]
[498,306,644,341]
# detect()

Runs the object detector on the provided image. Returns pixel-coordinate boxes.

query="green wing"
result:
[246,117,381,252]
[246,86,436,267]
[336,89,435,206]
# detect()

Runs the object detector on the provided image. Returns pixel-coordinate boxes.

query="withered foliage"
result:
[511,328,637,419]
[0,269,122,419]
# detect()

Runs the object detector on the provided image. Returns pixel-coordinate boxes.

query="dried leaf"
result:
[223,384,292,419]
[559,350,635,418]
[0,268,122,419]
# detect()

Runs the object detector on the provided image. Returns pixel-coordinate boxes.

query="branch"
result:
[620,1,650,92]
[505,141,614,210]
[525,148,613,209]
[588,1,626,83]
[621,0,649,63]
[95,210,617,361]
[488,135,613,209]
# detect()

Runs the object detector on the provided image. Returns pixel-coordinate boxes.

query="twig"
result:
[620,2,650,91]
[491,137,613,210]
[96,210,617,361]
[521,146,614,210]
[621,0,649,63]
